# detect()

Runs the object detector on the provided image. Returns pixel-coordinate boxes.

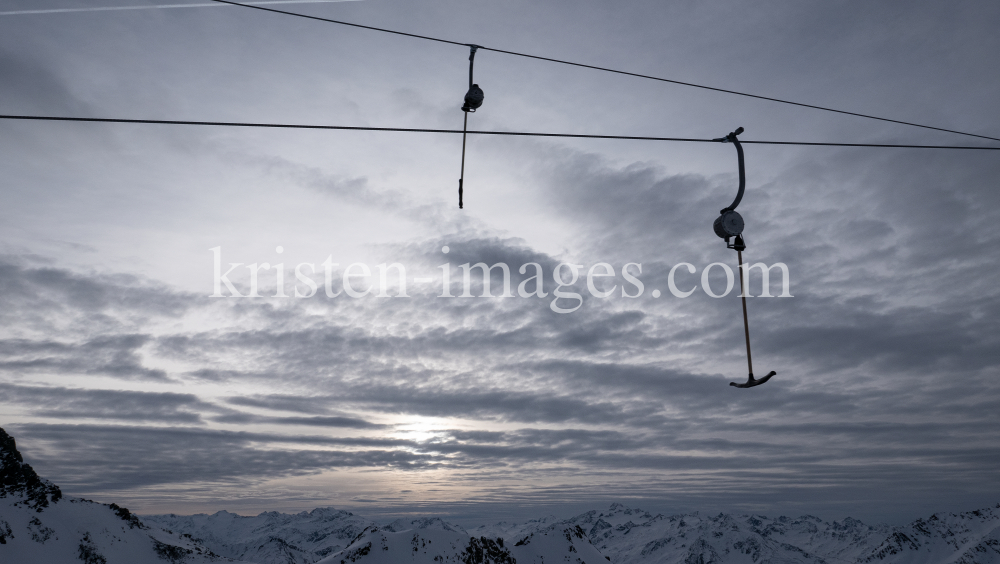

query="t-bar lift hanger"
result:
[712,127,777,389]
[458,45,484,209]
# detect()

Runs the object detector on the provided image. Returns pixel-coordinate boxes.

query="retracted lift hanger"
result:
[712,127,777,389]
[458,45,484,209]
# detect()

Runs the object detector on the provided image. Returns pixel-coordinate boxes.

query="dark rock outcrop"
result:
[0,427,62,511]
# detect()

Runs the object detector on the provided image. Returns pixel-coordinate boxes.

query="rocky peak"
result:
[0,426,62,511]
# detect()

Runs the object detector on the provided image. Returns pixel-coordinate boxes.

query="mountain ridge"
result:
[149,501,1000,564]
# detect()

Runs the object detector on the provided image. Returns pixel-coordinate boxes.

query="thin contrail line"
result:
[0,0,360,17]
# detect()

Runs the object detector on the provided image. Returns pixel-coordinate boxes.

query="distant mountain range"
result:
[3,426,998,563]
[148,502,1000,564]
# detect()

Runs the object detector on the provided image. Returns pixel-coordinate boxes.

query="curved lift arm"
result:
[468,45,478,89]
[714,127,746,213]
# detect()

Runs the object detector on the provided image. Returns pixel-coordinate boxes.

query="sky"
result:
[1,0,999,527]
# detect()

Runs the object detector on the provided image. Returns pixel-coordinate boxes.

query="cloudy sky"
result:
[1,0,999,526]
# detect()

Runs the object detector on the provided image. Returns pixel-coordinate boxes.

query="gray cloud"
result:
[0,383,210,423]
[211,412,385,429]
[0,46,90,115]
[0,334,170,381]
[0,256,194,325]
[9,423,439,491]
[225,393,335,414]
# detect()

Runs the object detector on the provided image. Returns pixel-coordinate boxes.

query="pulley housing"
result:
[714,210,744,239]
[463,84,484,112]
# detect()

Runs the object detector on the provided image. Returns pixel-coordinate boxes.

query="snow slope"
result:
[0,497,240,564]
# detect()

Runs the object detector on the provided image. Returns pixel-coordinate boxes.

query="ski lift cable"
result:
[1,114,998,150]
[205,0,1000,144]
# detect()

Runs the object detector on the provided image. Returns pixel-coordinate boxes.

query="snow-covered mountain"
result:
[144,507,374,564]
[315,518,608,564]
[143,512,607,564]
[477,503,885,564]
[0,426,245,564]
[151,501,1000,564]
[859,506,1000,563]
[471,502,1000,564]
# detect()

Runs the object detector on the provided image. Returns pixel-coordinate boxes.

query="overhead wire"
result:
[0,1,359,17]
[2,115,997,150]
[206,0,1000,143]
